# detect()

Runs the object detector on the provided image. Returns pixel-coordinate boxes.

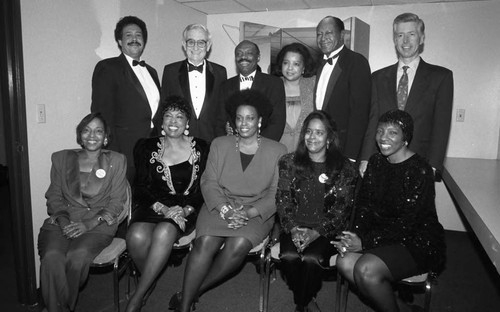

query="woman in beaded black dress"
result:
[124,96,209,312]
[276,111,358,312]
[334,110,446,312]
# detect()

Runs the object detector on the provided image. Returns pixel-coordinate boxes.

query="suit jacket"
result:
[42,149,129,236]
[360,59,454,172]
[91,53,160,175]
[314,48,372,160]
[158,59,227,142]
[215,72,286,141]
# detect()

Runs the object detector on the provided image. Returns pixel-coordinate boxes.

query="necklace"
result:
[235,135,261,152]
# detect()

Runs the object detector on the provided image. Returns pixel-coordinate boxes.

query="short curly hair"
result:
[76,113,110,148]
[378,109,414,144]
[225,89,272,130]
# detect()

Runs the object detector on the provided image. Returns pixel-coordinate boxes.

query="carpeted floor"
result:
[2,181,500,311]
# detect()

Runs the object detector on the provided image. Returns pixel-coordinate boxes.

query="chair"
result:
[90,184,133,312]
[260,241,340,312]
[336,271,437,312]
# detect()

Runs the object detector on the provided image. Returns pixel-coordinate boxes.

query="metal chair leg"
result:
[113,256,120,312]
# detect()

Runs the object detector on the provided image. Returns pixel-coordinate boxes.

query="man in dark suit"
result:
[158,24,227,142]
[315,16,372,162]
[215,40,285,141]
[359,13,453,179]
[91,16,160,181]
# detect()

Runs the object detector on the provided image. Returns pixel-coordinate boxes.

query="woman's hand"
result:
[227,205,249,230]
[62,221,90,239]
[295,228,320,252]
[332,231,362,257]
[164,205,187,231]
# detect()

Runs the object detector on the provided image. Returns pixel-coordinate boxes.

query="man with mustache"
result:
[91,16,160,182]
[315,16,371,162]
[215,40,285,141]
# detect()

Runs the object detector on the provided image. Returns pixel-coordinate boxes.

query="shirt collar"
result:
[398,56,420,72]
[240,70,256,80]
[324,45,344,60]
[123,53,142,67]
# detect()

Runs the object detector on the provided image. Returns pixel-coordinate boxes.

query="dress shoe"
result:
[307,299,321,312]
[168,291,198,311]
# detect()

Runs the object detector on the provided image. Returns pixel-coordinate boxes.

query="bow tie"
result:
[240,76,253,82]
[324,52,340,65]
[132,60,146,67]
[188,63,204,73]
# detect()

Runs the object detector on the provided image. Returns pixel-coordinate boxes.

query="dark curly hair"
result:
[294,111,345,180]
[274,42,316,78]
[114,16,148,50]
[76,113,110,148]
[225,89,272,131]
[378,109,414,144]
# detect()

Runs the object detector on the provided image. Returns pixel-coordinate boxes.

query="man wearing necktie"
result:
[91,16,160,182]
[215,40,286,141]
[314,16,372,162]
[159,24,227,142]
[359,13,453,180]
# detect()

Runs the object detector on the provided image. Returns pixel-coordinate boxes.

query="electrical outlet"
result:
[456,109,465,122]
[37,104,46,123]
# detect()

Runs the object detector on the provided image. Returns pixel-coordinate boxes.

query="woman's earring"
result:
[327,141,330,149]
[161,128,166,136]
[104,138,108,146]
[184,124,190,136]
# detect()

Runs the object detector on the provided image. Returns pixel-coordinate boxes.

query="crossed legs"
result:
[179,235,253,312]
[125,221,179,312]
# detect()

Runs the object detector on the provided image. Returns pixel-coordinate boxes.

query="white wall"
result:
[207,1,500,231]
[21,0,206,284]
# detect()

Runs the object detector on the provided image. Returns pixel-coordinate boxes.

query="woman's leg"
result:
[279,233,303,306]
[126,222,178,311]
[352,253,397,312]
[335,252,363,285]
[65,232,113,311]
[180,235,225,312]
[126,222,155,272]
[38,228,71,312]
[197,236,253,295]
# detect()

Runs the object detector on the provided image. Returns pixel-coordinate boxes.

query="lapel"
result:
[405,59,429,112]
[65,150,87,207]
[382,63,399,109]
[84,150,109,198]
[321,51,344,110]
[119,54,150,109]
[203,61,215,113]
[178,59,193,106]
[251,71,264,91]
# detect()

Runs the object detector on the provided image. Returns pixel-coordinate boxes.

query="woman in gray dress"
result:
[170,89,287,312]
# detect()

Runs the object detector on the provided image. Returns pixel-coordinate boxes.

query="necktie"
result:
[188,63,204,73]
[240,76,253,82]
[397,66,409,110]
[132,60,146,67]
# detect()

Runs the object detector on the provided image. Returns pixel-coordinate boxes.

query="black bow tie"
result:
[132,60,146,67]
[188,63,204,73]
[324,52,340,65]
[240,76,253,82]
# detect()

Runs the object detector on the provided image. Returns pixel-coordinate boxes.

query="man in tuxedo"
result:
[91,16,160,182]
[158,24,227,142]
[215,40,285,141]
[315,16,372,162]
[359,13,453,179]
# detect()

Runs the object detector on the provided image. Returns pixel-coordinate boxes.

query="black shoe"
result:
[169,292,182,311]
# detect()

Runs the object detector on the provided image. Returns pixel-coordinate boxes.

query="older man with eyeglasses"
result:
[158,24,227,142]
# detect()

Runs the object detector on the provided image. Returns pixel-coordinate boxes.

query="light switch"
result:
[37,104,46,123]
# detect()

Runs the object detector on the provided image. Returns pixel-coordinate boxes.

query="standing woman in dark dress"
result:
[334,110,446,312]
[276,111,358,312]
[171,89,287,312]
[125,96,209,312]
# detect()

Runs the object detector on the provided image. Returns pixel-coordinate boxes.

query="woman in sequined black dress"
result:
[276,111,358,312]
[125,96,209,312]
[335,110,446,312]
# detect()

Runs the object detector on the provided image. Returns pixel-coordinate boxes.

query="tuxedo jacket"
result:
[215,71,286,141]
[360,59,454,172]
[42,149,129,236]
[158,59,227,142]
[314,47,372,161]
[91,53,160,176]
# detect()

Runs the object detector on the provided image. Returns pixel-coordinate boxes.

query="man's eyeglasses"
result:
[186,39,207,48]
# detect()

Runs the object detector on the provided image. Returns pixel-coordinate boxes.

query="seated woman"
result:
[170,89,287,312]
[334,110,446,312]
[125,96,209,312]
[276,111,358,312]
[38,113,128,312]
[274,42,316,153]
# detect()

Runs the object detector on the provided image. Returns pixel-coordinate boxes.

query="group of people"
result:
[37,11,451,312]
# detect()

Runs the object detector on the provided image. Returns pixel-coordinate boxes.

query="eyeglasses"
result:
[185,39,207,48]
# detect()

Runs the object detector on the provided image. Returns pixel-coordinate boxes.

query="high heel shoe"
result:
[168,291,198,311]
